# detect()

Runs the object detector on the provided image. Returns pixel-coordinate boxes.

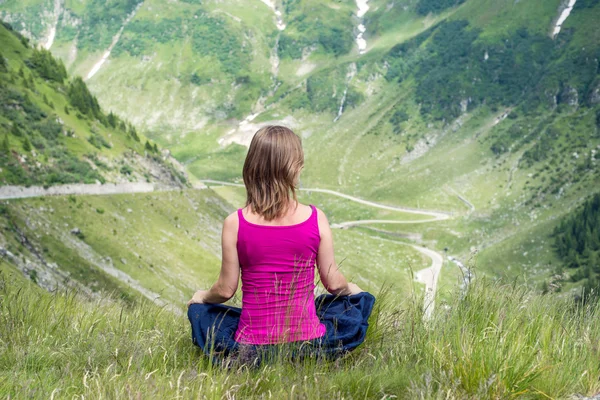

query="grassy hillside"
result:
[0,21,185,187]
[0,188,230,306]
[0,185,430,310]
[2,264,600,398]
[1,0,599,310]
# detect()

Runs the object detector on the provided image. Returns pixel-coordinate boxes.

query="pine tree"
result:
[129,124,140,142]
[22,137,32,152]
[0,52,7,73]
[107,112,117,128]
[153,143,158,153]
[145,141,153,153]
[1,135,9,154]
[64,105,70,115]
[68,77,102,119]
[28,48,67,83]
[10,124,21,137]
[18,67,24,78]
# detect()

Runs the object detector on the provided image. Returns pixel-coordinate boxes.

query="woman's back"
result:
[234,203,327,345]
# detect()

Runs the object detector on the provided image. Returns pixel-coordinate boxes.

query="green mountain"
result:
[1,0,600,310]
[0,21,186,187]
[1,1,600,397]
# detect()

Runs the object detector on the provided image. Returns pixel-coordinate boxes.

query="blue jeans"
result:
[187,292,376,365]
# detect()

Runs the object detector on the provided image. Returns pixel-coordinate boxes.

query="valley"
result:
[1,0,600,396]
[1,0,599,314]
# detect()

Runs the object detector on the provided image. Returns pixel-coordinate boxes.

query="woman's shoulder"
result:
[223,211,240,230]
[312,205,327,220]
[309,205,330,232]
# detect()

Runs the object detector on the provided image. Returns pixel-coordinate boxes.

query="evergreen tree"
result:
[1,135,9,154]
[27,48,67,82]
[64,105,70,115]
[18,67,24,78]
[68,77,102,119]
[554,193,600,301]
[153,143,158,153]
[0,52,7,72]
[129,124,140,142]
[22,137,32,152]
[107,112,117,128]
[10,124,21,137]
[144,141,153,153]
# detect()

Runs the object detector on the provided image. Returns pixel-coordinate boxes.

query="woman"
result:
[187,125,375,364]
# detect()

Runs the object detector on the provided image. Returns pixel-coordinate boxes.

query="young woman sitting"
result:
[187,125,375,365]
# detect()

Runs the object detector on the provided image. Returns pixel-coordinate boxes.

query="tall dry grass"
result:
[1,267,599,399]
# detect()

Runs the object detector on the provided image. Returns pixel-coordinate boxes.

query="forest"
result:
[553,193,600,299]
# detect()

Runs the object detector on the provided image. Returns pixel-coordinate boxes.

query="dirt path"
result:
[201,179,449,319]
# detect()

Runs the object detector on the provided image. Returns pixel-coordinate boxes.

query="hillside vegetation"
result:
[0,22,184,187]
[2,263,600,398]
[0,188,231,305]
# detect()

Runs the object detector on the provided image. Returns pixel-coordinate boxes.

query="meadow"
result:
[2,260,600,399]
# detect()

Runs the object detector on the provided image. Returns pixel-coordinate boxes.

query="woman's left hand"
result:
[187,290,208,308]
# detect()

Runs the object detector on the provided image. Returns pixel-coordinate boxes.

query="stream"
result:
[43,0,62,50]
[355,0,370,54]
[553,0,577,37]
[85,2,143,80]
[334,63,357,122]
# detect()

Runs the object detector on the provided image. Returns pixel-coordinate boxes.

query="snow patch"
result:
[43,0,63,50]
[553,0,577,38]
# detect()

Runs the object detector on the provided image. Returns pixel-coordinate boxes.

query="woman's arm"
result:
[187,212,240,306]
[316,208,363,296]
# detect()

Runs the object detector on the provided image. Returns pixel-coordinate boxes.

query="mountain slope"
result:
[1,0,599,293]
[0,21,186,187]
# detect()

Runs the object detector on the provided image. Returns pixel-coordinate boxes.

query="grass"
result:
[1,189,230,306]
[2,261,600,399]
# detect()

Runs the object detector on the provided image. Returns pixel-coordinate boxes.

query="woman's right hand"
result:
[347,282,364,295]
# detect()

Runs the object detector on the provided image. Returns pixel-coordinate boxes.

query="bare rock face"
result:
[544,87,559,108]
[558,85,579,106]
[587,80,600,105]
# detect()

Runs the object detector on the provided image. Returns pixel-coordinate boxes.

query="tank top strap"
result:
[309,204,318,226]
[237,208,245,225]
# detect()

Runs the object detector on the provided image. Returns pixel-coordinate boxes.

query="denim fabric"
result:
[187,292,376,365]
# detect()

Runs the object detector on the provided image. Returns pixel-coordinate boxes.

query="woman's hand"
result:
[347,282,364,295]
[187,290,208,308]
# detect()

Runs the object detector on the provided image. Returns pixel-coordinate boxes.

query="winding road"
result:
[201,179,450,319]
[1,179,452,319]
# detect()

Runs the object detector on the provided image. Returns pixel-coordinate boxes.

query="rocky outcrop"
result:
[587,80,600,105]
[558,85,579,106]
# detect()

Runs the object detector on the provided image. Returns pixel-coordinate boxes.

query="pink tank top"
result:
[234,204,327,345]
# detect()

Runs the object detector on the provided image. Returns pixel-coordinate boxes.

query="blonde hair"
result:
[243,125,304,221]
